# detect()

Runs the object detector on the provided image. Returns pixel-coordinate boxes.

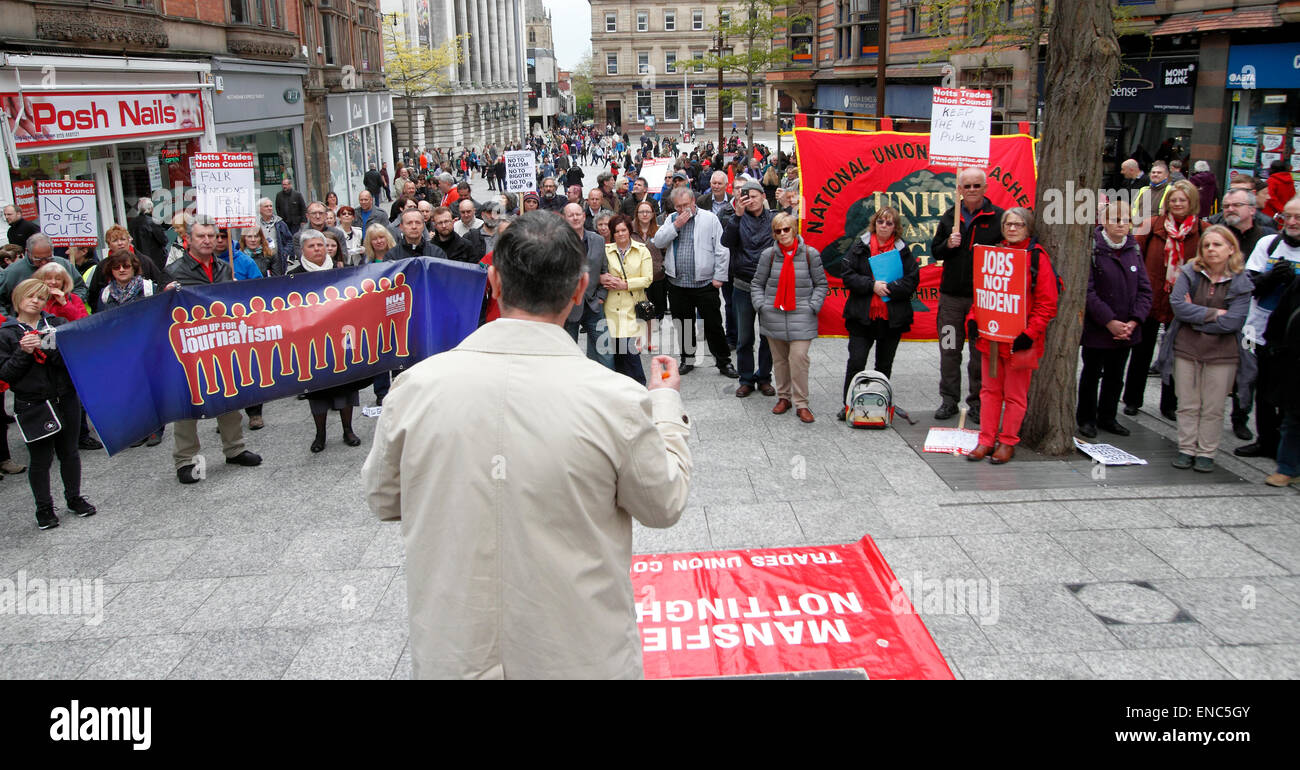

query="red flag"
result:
[726,164,734,195]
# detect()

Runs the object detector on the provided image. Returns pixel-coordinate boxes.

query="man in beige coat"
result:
[363,211,692,679]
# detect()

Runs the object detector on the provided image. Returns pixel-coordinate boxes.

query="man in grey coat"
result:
[562,203,613,369]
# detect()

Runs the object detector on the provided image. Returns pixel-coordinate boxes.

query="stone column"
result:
[490,0,504,86]
[504,0,518,85]
[455,0,471,83]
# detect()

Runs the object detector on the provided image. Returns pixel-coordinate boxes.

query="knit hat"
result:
[522,191,540,204]
[739,180,764,196]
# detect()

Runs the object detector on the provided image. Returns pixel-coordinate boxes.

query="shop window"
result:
[637,91,652,120]
[664,90,679,121]
[692,88,707,121]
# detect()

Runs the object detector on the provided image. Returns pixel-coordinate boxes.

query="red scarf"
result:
[774,241,800,311]
[867,233,896,321]
[1162,215,1194,292]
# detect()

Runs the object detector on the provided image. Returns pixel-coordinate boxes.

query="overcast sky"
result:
[544,0,592,71]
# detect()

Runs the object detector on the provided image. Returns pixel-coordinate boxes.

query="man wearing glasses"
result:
[721,181,775,396]
[0,233,88,315]
[931,168,1004,423]
[166,218,263,484]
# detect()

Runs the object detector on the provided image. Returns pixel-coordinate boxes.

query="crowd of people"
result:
[1,130,1296,532]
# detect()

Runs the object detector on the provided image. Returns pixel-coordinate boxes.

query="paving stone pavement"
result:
[0,154,1296,679]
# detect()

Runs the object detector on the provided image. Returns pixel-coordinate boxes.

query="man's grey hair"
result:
[258,197,274,209]
[1193,160,1211,174]
[191,215,218,231]
[1223,188,1254,208]
[671,185,695,203]
[593,211,613,227]
[137,197,154,214]
[711,170,727,183]
[299,228,326,246]
[25,232,52,253]
[597,171,613,185]
[437,173,455,185]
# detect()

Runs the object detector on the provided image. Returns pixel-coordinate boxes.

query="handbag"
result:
[16,398,62,443]
[614,248,656,320]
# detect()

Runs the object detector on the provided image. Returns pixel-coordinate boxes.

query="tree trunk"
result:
[1018,0,1120,455]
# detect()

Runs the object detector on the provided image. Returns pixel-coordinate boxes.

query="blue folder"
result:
[868,249,903,302]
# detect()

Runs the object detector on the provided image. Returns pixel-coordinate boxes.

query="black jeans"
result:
[1253,349,1283,453]
[18,394,82,509]
[1078,346,1132,425]
[843,319,902,402]
[1123,318,1177,413]
[667,283,731,368]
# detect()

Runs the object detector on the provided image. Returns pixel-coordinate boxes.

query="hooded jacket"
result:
[1154,262,1254,384]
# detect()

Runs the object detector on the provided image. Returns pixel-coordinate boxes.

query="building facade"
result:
[766,1,1300,192]
[382,0,528,154]
[0,0,392,239]
[588,0,779,135]
[524,0,561,132]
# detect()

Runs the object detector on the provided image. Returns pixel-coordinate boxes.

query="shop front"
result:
[0,54,214,246]
[812,83,937,131]
[1225,42,1300,185]
[1086,57,1197,189]
[325,92,395,206]
[211,58,308,208]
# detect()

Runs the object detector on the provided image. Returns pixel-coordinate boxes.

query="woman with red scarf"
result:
[967,208,1060,464]
[750,212,828,423]
[1124,179,1201,420]
[836,205,921,420]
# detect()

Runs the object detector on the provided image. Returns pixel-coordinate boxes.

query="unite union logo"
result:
[167,274,415,406]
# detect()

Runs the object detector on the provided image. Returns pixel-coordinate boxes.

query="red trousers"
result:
[978,355,1035,447]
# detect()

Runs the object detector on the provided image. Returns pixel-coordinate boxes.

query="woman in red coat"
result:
[968,207,1060,464]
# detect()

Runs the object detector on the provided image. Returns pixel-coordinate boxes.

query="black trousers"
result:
[843,318,902,402]
[667,283,731,368]
[1123,317,1177,413]
[1078,346,1132,425]
[18,394,82,509]
[1254,350,1283,454]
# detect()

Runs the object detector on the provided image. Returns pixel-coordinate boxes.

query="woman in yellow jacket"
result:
[601,214,653,385]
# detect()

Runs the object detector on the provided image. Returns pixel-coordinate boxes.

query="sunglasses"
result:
[774,227,793,234]
[961,184,984,190]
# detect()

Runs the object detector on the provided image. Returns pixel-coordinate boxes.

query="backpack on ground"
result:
[845,369,894,429]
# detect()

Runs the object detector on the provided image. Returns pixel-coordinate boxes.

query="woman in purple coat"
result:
[1078,203,1154,437]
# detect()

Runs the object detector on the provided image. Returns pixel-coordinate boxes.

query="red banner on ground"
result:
[792,128,1037,337]
[973,245,1029,343]
[632,537,954,679]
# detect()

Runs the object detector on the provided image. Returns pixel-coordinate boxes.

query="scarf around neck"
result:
[300,257,332,272]
[1163,215,1195,291]
[866,232,897,321]
[109,275,145,306]
[775,241,800,311]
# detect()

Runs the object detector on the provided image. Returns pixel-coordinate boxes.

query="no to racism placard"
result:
[504,150,537,193]
[973,245,1028,342]
[929,88,993,168]
[36,180,98,247]
[633,536,954,679]
[191,153,256,228]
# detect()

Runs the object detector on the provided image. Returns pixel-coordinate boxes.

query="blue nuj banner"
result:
[56,258,487,455]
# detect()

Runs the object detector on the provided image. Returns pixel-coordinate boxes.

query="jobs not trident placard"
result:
[973,245,1028,343]
[191,152,256,228]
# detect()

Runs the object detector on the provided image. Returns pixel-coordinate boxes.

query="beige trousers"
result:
[172,412,246,469]
[768,338,812,409]
[1172,357,1237,457]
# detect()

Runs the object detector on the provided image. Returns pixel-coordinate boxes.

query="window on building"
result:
[720,10,730,26]
[529,28,536,43]
[664,89,679,121]
[637,11,648,32]
[969,0,1015,36]
[664,10,676,31]
[750,88,763,119]
[962,67,1012,109]
[692,9,704,30]
[322,13,337,65]
[789,16,813,60]
[692,50,704,72]
[901,0,919,35]
[929,5,950,36]
[665,50,677,72]
[229,0,282,28]
[606,12,617,32]
[606,53,618,75]
[692,88,707,121]
[638,52,650,74]
[637,90,652,119]
[721,92,734,121]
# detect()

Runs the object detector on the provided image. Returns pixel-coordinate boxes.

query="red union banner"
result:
[973,245,1029,343]
[792,128,1037,338]
[632,537,954,679]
